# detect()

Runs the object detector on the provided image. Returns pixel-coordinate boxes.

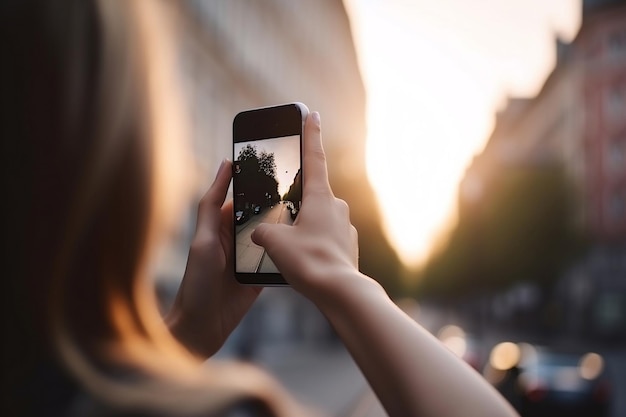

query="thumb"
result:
[250,223,270,247]
[251,223,290,254]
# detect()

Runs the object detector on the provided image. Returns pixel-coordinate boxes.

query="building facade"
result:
[577,1,626,241]
[459,0,626,339]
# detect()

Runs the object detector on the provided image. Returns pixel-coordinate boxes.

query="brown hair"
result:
[2,1,306,415]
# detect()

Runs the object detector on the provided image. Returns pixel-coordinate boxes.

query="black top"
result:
[9,358,272,417]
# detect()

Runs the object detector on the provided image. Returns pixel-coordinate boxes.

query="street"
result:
[243,303,626,417]
[257,344,385,417]
[261,341,626,417]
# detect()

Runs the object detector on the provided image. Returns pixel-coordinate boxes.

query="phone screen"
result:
[232,102,307,285]
[233,135,301,274]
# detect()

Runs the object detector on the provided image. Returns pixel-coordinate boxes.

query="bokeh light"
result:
[489,342,521,371]
[579,352,604,380]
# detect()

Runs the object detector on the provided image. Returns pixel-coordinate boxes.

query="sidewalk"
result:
[256,344,386,417]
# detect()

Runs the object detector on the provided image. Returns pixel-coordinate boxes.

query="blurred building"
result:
[154,1,399,356]
[459,0,626,340]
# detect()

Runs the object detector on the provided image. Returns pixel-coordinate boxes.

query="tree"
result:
[237,144,258,162]
[283,168,302,204]
[259,150,277,178]
[418,164,582,300]
[234,145,279,208]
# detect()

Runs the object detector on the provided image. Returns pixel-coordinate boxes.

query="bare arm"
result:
[252,112,518,417]
[319,274,516,417]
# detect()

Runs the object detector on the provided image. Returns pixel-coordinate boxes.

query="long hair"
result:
[2,1,305,415]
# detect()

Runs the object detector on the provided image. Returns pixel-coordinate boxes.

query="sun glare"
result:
[344,0,581,271]
[365,37,493,269]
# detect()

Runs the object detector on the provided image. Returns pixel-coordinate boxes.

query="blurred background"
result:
[155,1,626,416]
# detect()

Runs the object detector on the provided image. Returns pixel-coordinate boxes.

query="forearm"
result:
[317,272,518,417]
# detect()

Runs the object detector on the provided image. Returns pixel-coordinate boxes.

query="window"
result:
[608,30,626,58]
[605,84,626,123]
[607,189,626,223]
[606,138,626,176]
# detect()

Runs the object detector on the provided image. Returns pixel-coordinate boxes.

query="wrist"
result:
[307,269,389,320]
[166,306,220,359]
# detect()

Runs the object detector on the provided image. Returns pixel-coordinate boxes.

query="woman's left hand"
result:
[166,159,262,359]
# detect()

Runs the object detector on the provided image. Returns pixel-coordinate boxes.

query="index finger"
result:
[201,159,232,205]
[303,111,332,196]
[197,159,232,232]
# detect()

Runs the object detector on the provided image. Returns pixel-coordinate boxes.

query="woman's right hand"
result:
[252,112,518,417]
[251,112,381,304]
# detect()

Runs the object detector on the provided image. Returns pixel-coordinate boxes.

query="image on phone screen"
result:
[233,135,301,274]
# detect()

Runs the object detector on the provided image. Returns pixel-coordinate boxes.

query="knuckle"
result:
[334,198,350,215]
[309,146,327,164]
[190,233,218,252]
[198,192,212,209]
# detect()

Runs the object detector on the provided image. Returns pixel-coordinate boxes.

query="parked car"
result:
[486,343,612,417]
[235,209,249,225]
[289,206,299,220]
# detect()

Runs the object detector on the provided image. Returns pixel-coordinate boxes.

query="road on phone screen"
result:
[235,203,294,273]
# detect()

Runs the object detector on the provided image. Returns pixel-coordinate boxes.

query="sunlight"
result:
[344,0,581,270]
[365,35,494,269]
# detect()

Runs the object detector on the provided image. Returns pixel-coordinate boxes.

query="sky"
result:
[343,0,582,270]
[234,135,300,197]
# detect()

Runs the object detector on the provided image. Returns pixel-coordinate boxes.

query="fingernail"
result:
[311,111,320,127]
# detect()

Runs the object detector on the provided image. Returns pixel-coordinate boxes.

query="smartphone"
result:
[232,102,309,285]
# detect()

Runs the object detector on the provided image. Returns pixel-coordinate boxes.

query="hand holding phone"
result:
[250,111,361,299]
[166,159,262,358]
[245,112,518,417]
